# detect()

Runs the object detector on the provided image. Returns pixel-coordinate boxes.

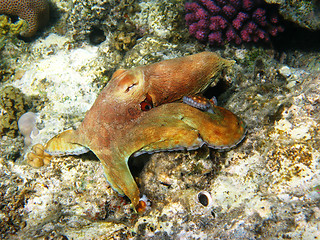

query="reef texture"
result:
[48,0,185,48]
[0,0,49,37]
[58,0,140,45]
[0,15,27,46]
[1,59,320,238]
[265,0,320,30]
[185,0,284,45]
[0,86,28,137]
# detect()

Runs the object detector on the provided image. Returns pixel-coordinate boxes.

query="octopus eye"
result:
[140,102,152,111]
[140,94,153,111]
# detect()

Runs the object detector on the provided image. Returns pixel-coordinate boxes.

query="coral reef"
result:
[50,0,185,48]
[0,0,319,238]
[0,135,24,161]
[0,155,118,239]
[185,0,284,45]
[0,15,27,49]
[112,30,137,52]
[265,0,320,30]
[121,36,182,68]
[132,0,185,41]
[0,86,28,138]
[0,15,28,83]
[1,52,320,239]
[65,0,140,44]
[0,61,15,83]
[0,0,50,37]
[0,86,44,139]
[0,158,31,238]
[12,33,105,118]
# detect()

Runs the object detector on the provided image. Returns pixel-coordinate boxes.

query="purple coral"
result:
[185,0,284,45]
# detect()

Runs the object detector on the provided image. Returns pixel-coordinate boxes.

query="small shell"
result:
[197,191,213,207]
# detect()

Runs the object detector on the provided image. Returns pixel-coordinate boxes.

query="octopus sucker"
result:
[37,52,244,210]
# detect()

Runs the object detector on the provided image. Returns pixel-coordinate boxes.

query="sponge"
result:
[18,112,39,146]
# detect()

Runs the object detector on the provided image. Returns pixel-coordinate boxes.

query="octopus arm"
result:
[45,129,90,156]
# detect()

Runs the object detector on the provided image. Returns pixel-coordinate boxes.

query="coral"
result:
[0,159,31,238]
[0,15,27,56]
[17,112,39,146]
[185,0,284,45]
[112,30,137,52]
[0,62,15,83]
[265,0,320,30]
[0,15,27,44]
[61,0,184,46]
[67,0,139,44]
[0,0,49,37]
[0,86,28,138]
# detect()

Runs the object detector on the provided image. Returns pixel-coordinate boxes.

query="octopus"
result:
[37,52,246,210]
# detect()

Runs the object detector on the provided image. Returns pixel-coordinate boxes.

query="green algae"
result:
[277,0,320,30]
[0,15,27,50]
[244,47,268,66]
[0,86,28,138]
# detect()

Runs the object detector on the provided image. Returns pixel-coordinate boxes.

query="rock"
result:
[265,0,320,30]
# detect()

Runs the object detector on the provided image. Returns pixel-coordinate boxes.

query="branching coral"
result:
[185,0,284,45]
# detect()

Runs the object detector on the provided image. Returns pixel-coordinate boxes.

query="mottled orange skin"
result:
[123,103,246,155]
[44,52,244,209]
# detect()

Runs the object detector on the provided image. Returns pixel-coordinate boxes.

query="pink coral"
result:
[185,0,284,45]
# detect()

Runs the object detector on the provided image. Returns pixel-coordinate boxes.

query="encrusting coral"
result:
[0,0,49,37]
[0,15,27,39]
[0,86,28,138]
[185,0,284,45]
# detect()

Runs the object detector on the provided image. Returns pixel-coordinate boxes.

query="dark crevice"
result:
[272,21,320,52]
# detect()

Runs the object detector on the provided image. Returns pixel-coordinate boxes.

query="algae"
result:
[0,86,28,137]
[0,15,27,50]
